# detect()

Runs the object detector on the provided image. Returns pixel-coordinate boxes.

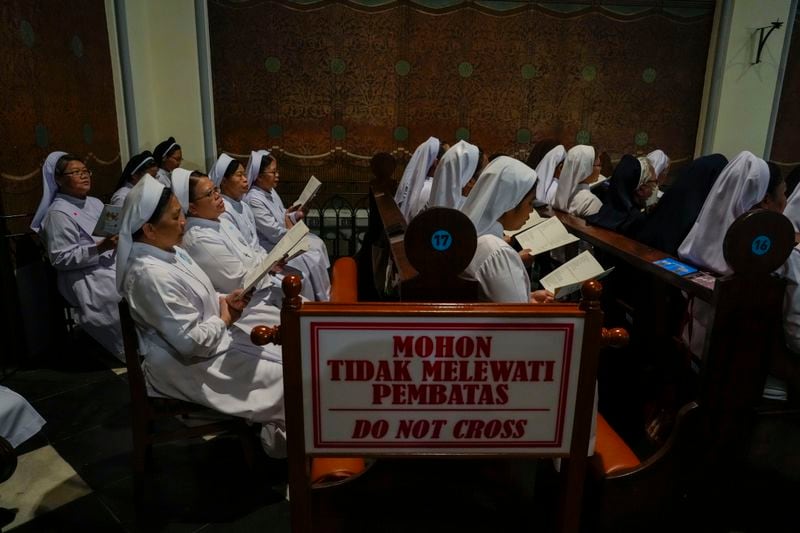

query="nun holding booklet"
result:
[31,151,124,360]
[116,175,287,457]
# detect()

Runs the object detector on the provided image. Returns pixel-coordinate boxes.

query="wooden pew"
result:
[548,207,796,529]
[368,177,417,286]
[541,207,714,302]
[253,207,630,533]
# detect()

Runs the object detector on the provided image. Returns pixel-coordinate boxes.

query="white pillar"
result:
[698,0,796,160]
[105,0,210,171]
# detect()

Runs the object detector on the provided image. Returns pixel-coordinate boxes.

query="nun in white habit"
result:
[677,151,770,358]
[244,150,330,301]
[427,140,480,210]
[173,168,284,332]
[394,136,440,221]
[552,145,603,218]
[783,184,800,232]
[110,151,157,207]
[152,137,182,187]
[461,156,553,304]
[211,154,259,250]
[116,176,286,456]
[535,144,566,206]
[31,151,123,359]
[462,157,593,458]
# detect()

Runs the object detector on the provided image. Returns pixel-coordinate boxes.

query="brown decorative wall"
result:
[771,10,800,173]
[0,0,121,236]
[209,0,714,177]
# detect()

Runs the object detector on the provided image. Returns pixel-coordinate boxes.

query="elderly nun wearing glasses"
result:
[116,175,287,457]
[172,167,284,328]
[31,151,123,359]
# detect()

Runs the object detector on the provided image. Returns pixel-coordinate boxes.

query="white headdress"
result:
[30,151,68,233]
[461,156,537,237]
[115,175,166,293]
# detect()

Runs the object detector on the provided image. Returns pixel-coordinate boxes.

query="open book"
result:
[514,216,579,256]
[539,251,614,299]
[589,175,609,190]
[92,204,122,237]
[291,176,322,209]
[503,210,545,238]
[240,220,311,295]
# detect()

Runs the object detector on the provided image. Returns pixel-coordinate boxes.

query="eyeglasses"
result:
[262,169,279,176]
[197,186,221,200]
[62,169,92,178]
[167,154,183,163]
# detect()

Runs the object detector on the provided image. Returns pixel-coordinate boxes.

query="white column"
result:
[106,0,209,171]
[698,0,796,160]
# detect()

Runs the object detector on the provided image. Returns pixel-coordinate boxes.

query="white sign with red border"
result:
[299,316,584,455]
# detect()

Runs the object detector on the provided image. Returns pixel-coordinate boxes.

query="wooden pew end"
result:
[330,257,358,303]
[310,457,370,489]
[593,414,641,476]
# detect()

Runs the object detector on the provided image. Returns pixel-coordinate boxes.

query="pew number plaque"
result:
[299,316,584,454]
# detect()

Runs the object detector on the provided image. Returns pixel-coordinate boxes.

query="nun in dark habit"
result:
[633,154,728,256]
[586,154,656,236]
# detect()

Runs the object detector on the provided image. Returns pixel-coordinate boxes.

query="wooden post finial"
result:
[579,279,603,311]
[601,327,629,348]
[282,274,303,310]
[251,325,281,346]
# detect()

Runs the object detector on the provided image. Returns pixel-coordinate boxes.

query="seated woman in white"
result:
[31,152,123,359]
[678,151,774,359]
[535,144,566,206]
[172,168,283,329]
[461,156,553,304]
[394,136,441,222]
[244,150,330,301]
[551,145,603,218]
[427,140,483,210]
[116,176,286,456]
[210,154,260,250]
[152,137,182,187]
[461,156,590,460]
[111,151,158,207]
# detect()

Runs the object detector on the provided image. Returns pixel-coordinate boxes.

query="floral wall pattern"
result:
[209,0,714,172]
[0,0,120,235]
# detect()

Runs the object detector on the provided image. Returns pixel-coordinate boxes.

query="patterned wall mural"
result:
[0,0,120,236]
[771,10,799,173]
[208,0,715,178]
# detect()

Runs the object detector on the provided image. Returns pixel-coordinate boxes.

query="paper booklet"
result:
[540,250,615,299]
[92,204,122,237]
[503,210,545,238]
[291,176,322,209]
[513,216,579,256]
[590,175,609,189]
[240,220,311,295]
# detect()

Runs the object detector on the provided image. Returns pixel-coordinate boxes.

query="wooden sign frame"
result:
[256,277,612,533]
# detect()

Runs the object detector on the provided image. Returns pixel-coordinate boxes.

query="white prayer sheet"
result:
[292,176,322,209]
[590,175,609,189]
[514,216,579,255]
[92,204,122,237]
[503,210,545,238]
[241,220,311,294]
[539,250,614,299]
